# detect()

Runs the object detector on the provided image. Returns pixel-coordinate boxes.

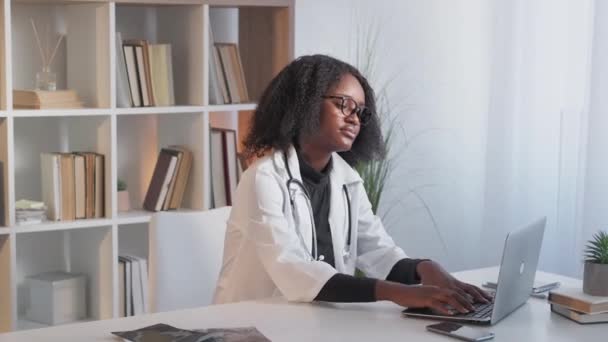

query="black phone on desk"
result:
[426,322,494,341]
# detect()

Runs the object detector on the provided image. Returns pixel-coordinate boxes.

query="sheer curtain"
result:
[480,0,595,277]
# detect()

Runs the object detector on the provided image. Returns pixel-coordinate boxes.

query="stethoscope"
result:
[284,152,352,262]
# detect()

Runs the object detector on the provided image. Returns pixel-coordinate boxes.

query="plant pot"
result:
[117,190,130,212]
[583,262,608,296]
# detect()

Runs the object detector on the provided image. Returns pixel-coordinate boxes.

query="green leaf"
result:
[584,230,608,264]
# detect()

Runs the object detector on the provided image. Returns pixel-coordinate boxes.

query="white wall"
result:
[295,0,596,275]
[295,0,493,271]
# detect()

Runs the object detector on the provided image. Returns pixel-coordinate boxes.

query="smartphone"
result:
[426,322,495,342]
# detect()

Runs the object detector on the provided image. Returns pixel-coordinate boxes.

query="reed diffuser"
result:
[31,18,64,91]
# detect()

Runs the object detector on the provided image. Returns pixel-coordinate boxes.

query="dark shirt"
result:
[295,150,428,302]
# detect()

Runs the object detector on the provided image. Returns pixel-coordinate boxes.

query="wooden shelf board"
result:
[115,106,206,115]
[206,103,257,112]
[12,108,111,118]
[14,218,113,234]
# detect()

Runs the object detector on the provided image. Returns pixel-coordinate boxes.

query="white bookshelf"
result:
[0,0,294,332]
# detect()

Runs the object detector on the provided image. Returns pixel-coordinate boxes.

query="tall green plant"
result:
[352,16,396,214]
[351,12,447,253]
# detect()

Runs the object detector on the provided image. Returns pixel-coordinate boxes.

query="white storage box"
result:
[25,271,86,325]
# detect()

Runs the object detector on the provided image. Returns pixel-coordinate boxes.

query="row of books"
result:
[13,89,83,109]
[210,128,243,208]
[549,287,608,324]
[143,146,192,212]
[209,27,249,104]
[116,33,175,108]
[41,152,104,221]
[118,255,149,317]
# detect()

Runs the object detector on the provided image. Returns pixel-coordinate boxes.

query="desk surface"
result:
[0,267,604,341]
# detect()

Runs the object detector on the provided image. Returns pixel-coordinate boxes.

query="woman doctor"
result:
[213,55,491,315]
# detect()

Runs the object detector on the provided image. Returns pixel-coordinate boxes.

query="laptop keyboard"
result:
[459,302,494,319]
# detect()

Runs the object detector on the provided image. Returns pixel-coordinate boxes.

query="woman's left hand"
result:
[416,260,493,304]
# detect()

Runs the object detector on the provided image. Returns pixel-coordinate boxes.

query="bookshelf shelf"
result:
[1,0,294,332]
[13,218,112,234]
[116,210,151,224]
[115,106,206,116]
[12,108,111,117]
[206,103,257,112]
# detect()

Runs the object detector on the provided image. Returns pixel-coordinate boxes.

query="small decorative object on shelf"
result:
[117,179,130,212]
[583,230,608,296]
[15,199,47,226]
[30,18,64,92]
[25,271,87,325]
[35,66,57,92]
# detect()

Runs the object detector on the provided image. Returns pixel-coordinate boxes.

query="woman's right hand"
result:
[376,280,475,315]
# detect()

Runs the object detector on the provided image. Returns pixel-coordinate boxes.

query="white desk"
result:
[0,267,604,341]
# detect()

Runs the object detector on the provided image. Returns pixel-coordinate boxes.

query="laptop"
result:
[402,217,546,325]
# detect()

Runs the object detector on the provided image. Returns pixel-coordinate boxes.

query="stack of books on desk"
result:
[548,288,608,324]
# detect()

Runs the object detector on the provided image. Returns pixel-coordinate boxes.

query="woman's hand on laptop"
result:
[416,260,493,304]
[376,281,474,315]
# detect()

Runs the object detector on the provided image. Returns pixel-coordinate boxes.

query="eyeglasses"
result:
[322,95,372,125]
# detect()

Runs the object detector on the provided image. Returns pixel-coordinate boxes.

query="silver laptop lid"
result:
[490,217,546,325]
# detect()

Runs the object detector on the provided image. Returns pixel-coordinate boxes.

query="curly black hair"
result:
[243,54,386,166]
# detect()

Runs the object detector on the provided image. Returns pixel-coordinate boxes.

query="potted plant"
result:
[583,231,608,296]
[117,179,130,212]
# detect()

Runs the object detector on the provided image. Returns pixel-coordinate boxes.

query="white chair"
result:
[148,207,231,313]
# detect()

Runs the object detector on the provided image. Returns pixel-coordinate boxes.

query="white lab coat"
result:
[213,145,407,304]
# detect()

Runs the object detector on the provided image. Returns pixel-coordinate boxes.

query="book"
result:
[125,39,157,107]
[133,45,150,107]
[215,43,249,104]
[40,153,62,221]
[166,145,192,210]
[115,32,133,108]
[60,154,76,221]
[143,151,177,212]
[551,303,608,324]
[223,130,239,204]
[210,128,239,207]
[118,260,126,318]
[75,152,99,219]
[94,154,105,218]
[230,44,249,102]
[217,44,241,103]
[159,148,181,211]
[148,44,175,106]
[210,130,227,208]
[123,45,142,107]
[73,154,86,219]
[118,256,132,316]
[14,90,83,109]
[213,45,230,103]
[208,25,224,105]
[548,287,608,314]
